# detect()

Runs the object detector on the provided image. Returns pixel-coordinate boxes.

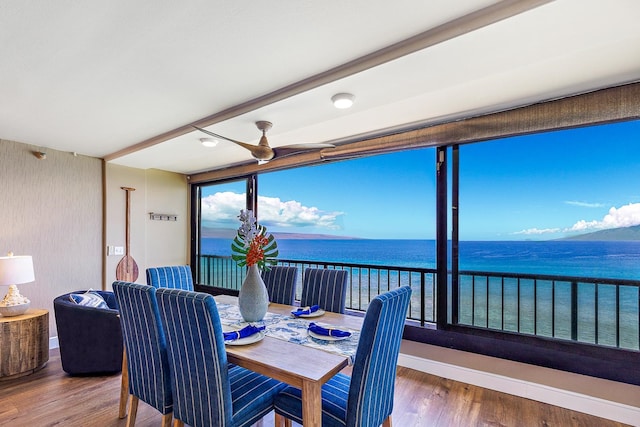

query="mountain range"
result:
[561,224,640,241]
[201,227,359,240]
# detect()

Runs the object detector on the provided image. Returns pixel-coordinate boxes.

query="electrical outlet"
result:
[114,246,124,255]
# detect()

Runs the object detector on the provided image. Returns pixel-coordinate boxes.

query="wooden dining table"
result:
[214,295,363,427]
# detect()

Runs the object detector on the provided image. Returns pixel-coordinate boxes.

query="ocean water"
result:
[201,238,640,280]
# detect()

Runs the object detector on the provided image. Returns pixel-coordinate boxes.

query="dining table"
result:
[214,294,363,427]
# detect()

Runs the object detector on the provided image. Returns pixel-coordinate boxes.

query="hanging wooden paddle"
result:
[116,186,139,282]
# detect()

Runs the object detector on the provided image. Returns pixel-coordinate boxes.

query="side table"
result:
[0,309,49,380]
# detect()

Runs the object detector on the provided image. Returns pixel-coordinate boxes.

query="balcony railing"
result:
[198,255,437,326]
[197,255,640,351]
[456,270,640,351]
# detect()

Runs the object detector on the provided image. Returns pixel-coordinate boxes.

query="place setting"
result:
[306,322,352,342]
[291,304,325,318]
[222,324,266,346]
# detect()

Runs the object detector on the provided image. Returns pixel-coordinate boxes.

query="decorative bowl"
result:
[0,301,30,317]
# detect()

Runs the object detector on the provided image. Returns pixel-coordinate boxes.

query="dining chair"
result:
[118,266,193,417]
[155,288,287,427]
[146,265,194,290]
[274,285,412,427]
[262,266,298,305]
[300,268,349,313]
[113,281,173,427]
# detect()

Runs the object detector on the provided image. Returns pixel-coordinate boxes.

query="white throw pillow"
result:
[69,291,108,309]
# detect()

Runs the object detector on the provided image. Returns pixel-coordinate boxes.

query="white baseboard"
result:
[398,349,640,426]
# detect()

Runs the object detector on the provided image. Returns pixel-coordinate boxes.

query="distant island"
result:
[201,227,361,240]
[560,224,640,241]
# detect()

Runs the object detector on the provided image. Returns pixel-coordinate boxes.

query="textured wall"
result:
[0,140,102,337]
[0,141,189,339]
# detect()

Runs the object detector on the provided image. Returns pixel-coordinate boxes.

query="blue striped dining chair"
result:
[300,268,349,313]
[155,288,287,427]
[146,265,194,290]
[274,285,412,427]
[262,266,298,305]
[118,265,191,419]
[113,281,173,427]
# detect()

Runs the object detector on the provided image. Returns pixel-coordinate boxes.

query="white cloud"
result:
[565,202,640,232]
[513,227,561,235]
[564,200,605,208]
[201,192,344,230]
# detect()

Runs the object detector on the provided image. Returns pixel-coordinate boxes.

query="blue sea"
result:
[201,238,640,280]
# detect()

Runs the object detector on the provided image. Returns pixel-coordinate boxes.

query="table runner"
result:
[215,301,359,364]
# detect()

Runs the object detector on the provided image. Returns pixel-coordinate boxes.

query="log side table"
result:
[0,309,49,380]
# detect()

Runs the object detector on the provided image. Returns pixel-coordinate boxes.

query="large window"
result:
[196,178,249,289]
[454,120,640,349]
[189,84,640,384]
[258,150,436,267]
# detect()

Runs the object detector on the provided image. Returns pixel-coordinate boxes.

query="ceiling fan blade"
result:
[194,123,330,164]
[193,125,275,162]
[192,125,265,153]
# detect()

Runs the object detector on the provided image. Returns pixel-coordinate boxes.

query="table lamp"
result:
[0,252,35,316]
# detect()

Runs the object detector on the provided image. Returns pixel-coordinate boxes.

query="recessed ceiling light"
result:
[331,93,355,109]
[200,137,218,147]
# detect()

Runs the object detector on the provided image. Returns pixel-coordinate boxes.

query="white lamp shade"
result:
[0,255,35,286]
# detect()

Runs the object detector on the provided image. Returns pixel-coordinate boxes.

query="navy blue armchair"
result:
[53,290,123,375]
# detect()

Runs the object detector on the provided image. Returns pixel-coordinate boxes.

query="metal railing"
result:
[197,255,640,351]
[456,270,640,351]
[198,255,436,325]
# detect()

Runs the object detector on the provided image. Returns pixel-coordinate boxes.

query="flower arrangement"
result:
[231,209,278,270]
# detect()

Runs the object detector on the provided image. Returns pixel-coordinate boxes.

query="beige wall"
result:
[1,140,189,339]
[0,140,102,337]
[104,164,189,288]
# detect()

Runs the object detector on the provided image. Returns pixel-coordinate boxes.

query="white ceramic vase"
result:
[238,264,269,322]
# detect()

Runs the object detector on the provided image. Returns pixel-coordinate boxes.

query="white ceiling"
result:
[1,0,639,175]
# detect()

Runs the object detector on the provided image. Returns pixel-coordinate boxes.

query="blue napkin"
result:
[292,305,320,316]
[308,322,351,338]
[223,324,265,341]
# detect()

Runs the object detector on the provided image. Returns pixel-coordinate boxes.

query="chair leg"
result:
[126,395,139,427]
[119,348,129,418]
[160,412,173,427]
[173,419,185,427]
[274,413,286,427]
[382,415,393,427]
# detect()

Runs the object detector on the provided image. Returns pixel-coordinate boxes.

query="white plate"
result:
[222,325,266,346]
[291,308,326,318]
[224,331,266,346]
[308,329,351,341]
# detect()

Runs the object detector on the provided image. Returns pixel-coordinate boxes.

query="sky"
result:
[201,119,640,240]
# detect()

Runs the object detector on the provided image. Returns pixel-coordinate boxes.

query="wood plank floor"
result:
[0,349,628,427]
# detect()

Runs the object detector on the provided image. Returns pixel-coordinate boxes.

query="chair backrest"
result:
[261,266,298,305]
[112,281,173,415]
[347,286,411,427]
[156,288,233,427]
[146,265,194,291]
[300,268,349,313]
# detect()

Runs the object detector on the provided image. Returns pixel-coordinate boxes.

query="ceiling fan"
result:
[193,121,335,164]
